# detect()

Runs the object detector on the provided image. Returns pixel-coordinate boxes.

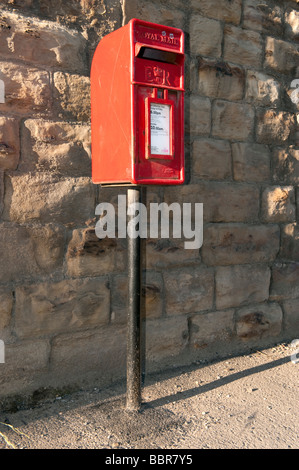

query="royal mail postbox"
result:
[91,19,185,185]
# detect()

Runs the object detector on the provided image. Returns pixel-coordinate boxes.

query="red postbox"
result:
[91,19,185,186]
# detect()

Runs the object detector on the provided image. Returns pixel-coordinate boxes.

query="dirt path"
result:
[0,342,298,450]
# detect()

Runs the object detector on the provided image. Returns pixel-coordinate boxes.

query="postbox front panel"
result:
[132,21,185,184]
[135,85,184,182]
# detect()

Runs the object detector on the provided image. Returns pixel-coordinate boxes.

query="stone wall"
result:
[0,0,298,405]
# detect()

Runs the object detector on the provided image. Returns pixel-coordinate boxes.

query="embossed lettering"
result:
[145,66,171,86]
[140,31,180,47]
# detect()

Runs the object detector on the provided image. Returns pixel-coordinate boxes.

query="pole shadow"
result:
[143,355,290,409]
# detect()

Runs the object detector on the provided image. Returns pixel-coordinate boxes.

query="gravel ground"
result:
[0,342,298,451]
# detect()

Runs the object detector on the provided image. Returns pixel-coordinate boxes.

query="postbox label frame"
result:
[145,95,174,160]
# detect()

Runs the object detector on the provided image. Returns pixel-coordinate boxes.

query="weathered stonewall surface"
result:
[0,1,298,403]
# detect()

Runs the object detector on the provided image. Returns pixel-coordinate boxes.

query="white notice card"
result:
[150,103,171,155]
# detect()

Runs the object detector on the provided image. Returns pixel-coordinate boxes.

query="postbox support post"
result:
[126,187,141,411]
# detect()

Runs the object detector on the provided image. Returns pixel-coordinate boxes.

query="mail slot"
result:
[91,18,185,185]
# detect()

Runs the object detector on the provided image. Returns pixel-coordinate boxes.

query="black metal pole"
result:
[126,187,141,411]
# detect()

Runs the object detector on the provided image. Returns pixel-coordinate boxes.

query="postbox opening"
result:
[136,46,183,65]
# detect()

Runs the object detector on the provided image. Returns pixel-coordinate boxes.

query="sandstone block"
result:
[0,13,12,57]
[261,186,295,223]
[66,227,126,277]
[243,0,283,35]
[188,57,197,92]
[190,0,242,25]
[145,316,189,362]
[164,266,214,315]
[285,8,299,41]
[54,72,91,122]
[0,61,51,115]
[141,271,164,319]
[30,223,66,271]
[189,95,211,136]
[0,222,65,282]
[232,142,271,182]
[212,100,254,141]
[0,288,13,332]
[190,15,222,58]
[256,109,296,145]
[216,265,270,309]
[236,303,282,340]
[245,70,280,107]
[50,326,127,386]
[282,298,299,337]
[164,182,260,223]
[202,224,280,266]
[123,0,185,28]
[110,275,127,324]
[111,271,163,323]
[0,170,3,217]
[190,310,234,349]
[0,9,87,73]
[0,117,20,170]
[272,147,299,184]
[192,138,232,180]
[3,174,95,225]
[0,339,50,397]
[197,58,245,101]
[265,37,299,74]
[19,0,118,30]
[20,119,91,176]
[223,26,262,68]
[279,223,299,262]
[145,237,201,269]
[15,277,110,338]
[270,262,299,301]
